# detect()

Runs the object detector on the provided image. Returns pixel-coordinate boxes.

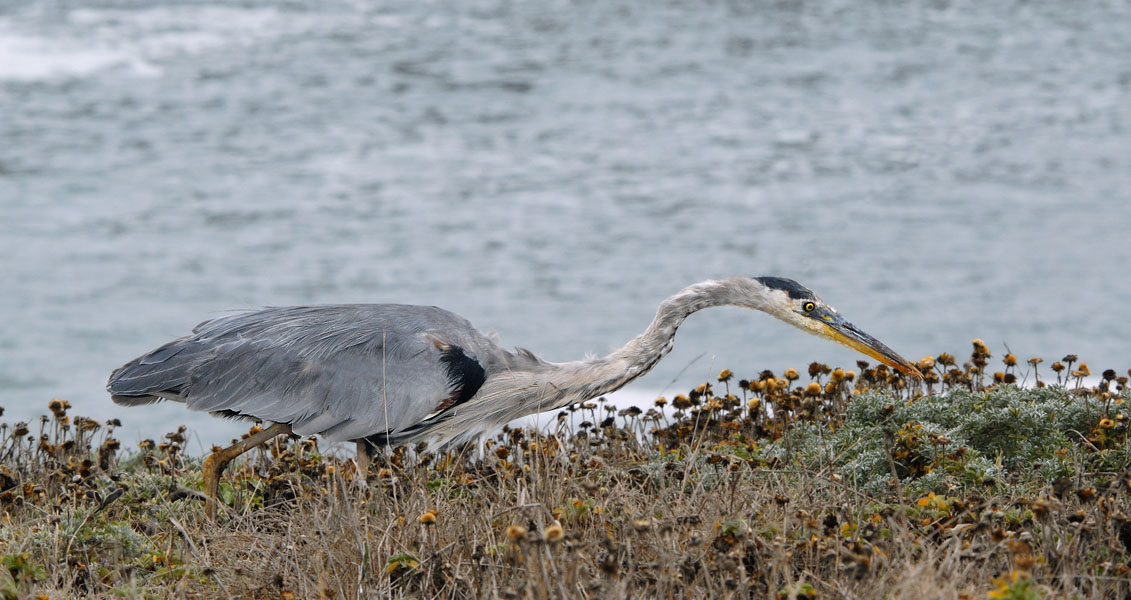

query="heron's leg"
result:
[203,422,292,519]
[355,440,371,477]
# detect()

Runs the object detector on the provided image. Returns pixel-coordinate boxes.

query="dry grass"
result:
[2,343,1130,599]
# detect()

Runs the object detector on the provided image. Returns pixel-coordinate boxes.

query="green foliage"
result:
[778,581,817,599]
[385,552,420,574]
[988,572,1044,599]
[774,385,1129,494]
[556,497,600,522]
[218,481,236,505]
[1,553,46,599]
[717,517,747,535]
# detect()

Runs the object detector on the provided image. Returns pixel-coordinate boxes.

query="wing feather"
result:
[107,305,498,442]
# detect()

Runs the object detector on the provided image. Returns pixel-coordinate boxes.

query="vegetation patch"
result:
[2,342,1130,598]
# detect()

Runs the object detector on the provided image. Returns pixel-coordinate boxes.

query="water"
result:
[2,0,1129,452]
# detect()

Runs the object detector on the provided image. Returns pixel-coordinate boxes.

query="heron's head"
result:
[749,276,922,379]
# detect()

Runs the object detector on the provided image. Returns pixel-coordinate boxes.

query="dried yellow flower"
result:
[544,524,564,542]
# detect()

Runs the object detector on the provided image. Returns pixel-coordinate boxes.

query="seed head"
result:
[1029,498,1051,519]
[544,523,564,542]
[505,524,527,541]
[48,398,71,416]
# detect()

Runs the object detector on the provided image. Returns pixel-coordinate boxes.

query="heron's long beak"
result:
[816,311,921,379]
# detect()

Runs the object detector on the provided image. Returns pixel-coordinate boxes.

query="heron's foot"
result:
[201,422,294,520]
[202,452,230,520]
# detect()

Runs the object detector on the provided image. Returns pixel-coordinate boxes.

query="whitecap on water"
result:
[0,5,331,82]
[0,26,157,81]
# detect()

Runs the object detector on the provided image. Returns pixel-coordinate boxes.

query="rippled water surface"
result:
[2,0,1129,449]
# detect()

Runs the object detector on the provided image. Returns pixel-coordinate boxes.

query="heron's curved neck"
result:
[424,278,771,443]
[558,278,767,400]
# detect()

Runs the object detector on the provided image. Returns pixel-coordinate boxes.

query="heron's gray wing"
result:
[109,305,495,442]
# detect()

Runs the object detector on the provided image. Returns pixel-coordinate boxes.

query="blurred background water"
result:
[1,0,1129,452]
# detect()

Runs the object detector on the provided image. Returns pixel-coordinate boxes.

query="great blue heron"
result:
[108,276,919,516]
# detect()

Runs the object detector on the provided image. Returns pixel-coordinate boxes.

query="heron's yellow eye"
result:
[803,302,815,312]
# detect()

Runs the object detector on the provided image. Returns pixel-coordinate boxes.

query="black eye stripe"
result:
[754,276,816,300]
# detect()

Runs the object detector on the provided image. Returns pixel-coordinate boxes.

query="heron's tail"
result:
[107,337,204,405]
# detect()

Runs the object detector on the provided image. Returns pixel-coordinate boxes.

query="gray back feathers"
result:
[108,304,518,443]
